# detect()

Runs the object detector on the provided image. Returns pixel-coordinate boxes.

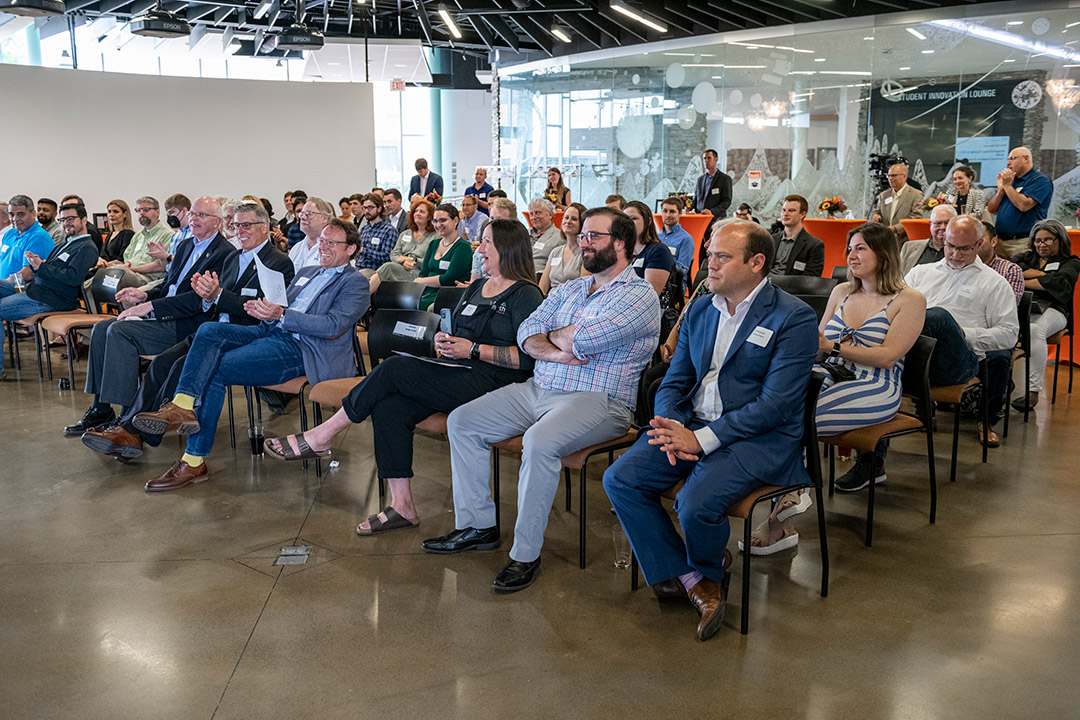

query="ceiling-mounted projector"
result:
[276,23,324,51]
[0,0,66,16]
[130,7,192,38]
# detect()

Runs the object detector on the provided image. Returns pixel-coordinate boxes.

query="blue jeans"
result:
[922,307,980,387]
[0,279,55,373]
[177,322,305,457]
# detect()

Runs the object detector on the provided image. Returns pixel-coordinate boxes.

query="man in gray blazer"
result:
[384,189,409,235]
[899,204,957,276]
[132,218,370,492]
[870,163,924,238]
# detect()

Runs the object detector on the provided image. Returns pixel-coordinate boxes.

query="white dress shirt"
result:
[904,257,1019,357]
[691,278,769,454]
[289,237,321,270]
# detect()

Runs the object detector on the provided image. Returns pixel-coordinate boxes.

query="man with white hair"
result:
[289,198,334,270]
[870,163,923,237]
[527,198,562,274]
[900,203,957,276]
[987,146,1054,257]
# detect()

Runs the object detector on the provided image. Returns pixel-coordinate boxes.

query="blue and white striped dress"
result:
[815,294,904,436]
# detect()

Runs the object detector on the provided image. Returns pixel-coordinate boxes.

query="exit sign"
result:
[391,79,405,91]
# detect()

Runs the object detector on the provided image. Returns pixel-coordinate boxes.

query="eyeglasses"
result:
[432,218,449,225]
[58,216,80,224]
[234,221,268,231]
[135,207,156,213]
[189,211,217,220]
[944,243,977,252]
[298,211,328,220]
[318,238,348,247]
[361,205,378,212]
[580,231,614,244]
[1033,237,1057,245]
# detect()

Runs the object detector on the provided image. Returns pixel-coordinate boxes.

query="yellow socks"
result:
[181,453,204,467]
[173,394,195,411]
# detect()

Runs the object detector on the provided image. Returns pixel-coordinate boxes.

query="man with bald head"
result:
[987,146,1053,257]
[870,162,923,237]
[900,203,957,276]
[903,214,1018,445]
[67,197,234,435]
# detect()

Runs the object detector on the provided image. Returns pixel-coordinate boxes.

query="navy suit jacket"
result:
[655,281,818,487]
[409,171,444,200]
[152,242,295,338]
[146,232,232,303]
[279,264,370,384]
[695,170,732,218]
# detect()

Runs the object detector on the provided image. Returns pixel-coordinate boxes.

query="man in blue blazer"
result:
[132,218,370,492]
[408,157,444,202]
[604,220,817,641]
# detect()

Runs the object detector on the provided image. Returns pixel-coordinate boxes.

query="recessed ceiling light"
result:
[610,1,667,33]
[907,28,927,40]
[922,49,935,54]
[899,66,911,70]
[863,36,874,41]
[1003,58,1016,62]
[814,57,826,62]
[1006,21,1023,26]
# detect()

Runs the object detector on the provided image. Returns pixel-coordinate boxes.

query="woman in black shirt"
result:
[99,199,135,263]
[266,220,544,535]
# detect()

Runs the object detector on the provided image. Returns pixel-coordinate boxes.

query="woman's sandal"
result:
[738,518,799,556]
[263,433,331,461]
[356,507,420,536]
[776,490,812,522]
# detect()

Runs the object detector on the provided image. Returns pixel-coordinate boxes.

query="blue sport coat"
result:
[655,281,818,487]
[409,171,444,200]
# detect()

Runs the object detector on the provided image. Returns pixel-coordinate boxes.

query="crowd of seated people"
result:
[3,177,1079,643]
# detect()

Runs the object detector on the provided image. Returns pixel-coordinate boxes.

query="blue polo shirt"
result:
[0,222,54,279]
[463,182,494,216]
[659,223,695,274]
[996,168,1053,238]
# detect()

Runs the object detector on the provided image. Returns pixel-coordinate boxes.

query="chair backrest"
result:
[371,281,424,312]
[669,268,686,312]
[900,334,937,419]
[90,266,131,313]
[432,286,467,316]
[831,265,849,281]
[366,309,440,367]
[1018,291,1032,356]
[770,274,840,296]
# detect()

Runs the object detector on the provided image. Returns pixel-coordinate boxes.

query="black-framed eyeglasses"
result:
[234,221,268,231]
[1033,237,1057,245]
[362,205,378,212]
[580,231,614,244]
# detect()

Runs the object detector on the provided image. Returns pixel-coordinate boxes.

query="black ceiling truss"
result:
[52,0,980,61]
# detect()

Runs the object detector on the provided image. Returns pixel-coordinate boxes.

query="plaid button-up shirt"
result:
[355,219,399,270]
[517,265,660,409]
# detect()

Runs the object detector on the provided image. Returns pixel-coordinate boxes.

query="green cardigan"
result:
[417,237,473,309]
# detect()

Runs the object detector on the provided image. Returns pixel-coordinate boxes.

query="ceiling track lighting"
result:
[551,24,572,43]
[610,1,667,34]
[437,5,462,39]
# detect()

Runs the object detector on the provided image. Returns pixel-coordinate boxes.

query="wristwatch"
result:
[470,342,480,360]
[828,341,842,359]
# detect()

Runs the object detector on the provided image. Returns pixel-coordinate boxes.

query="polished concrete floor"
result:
[2,346,1079,719]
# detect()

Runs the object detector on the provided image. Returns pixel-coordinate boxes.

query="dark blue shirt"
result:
[996,168,1053,237]
[463,182,495,216]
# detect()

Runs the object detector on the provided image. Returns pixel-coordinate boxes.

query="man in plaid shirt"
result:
[423,207,660,593]
[354,193,398,271]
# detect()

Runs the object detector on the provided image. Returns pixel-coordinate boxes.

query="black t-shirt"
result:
[450,278,544,382]
[101,228,134,262]
[633,241,676,308]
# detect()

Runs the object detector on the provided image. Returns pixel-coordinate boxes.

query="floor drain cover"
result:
[274,545,312,565]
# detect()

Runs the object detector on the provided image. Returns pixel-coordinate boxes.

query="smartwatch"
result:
[470,342,480,360]
[829,341,841,359]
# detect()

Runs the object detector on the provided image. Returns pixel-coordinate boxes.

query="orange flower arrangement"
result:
[816,196,847,216]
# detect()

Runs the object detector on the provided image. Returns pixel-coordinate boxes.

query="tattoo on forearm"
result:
[492,345,516,368]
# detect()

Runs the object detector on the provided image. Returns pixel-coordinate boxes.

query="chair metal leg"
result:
[313,402,324,477]
[63,331,76,391]
[227,387,235,450]
[1069,332,1074,394]
[865,460,875,548]
[741,508,753,635]
[1024,354,1031,423]
[298,391,308,470]
[579,466,587,569]
[1052,343,1060,404]
[815,483,829,597]
[630,551,639,591]
[927,412,938,525]
[980,364,988,464]
[828,444,835,496]
[35,322,46,379]
[244,386,256,455]
[949,406,960,483]
[564,467,571,511]
[491,448,500,534]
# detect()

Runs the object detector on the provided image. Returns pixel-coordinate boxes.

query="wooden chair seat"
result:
[309,377,365,407]
[15,310,79,327]
[930,376,978,405]
[357,330,369,357]
[1048,329,1066,344]
[415,413,448,434]
[40,313,110,334]
[264,376,308,394]
[561,430,638,470]
[824,413,925,453]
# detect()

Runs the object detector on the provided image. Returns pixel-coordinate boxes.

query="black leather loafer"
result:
[492,556,542,593]
[421,526,500,555]
[64,405,115,437]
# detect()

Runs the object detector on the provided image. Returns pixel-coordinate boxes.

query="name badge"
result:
[793,260,806,272]
[551,255,563,266]
[296,276,311,286]
[711,188,719,195]
[747,326,774,347]
[439,260,450,270]
[884,196,893,205]
[1045,261,1060,271]
[241,287,258,297]
[632,258,644,268]
[461,304,478,316]
[479,193,487,199]
[668,246,678,256]
[103,275,120,290]
[370,239,380,246]
[1016,186,1023,193]
[392,320,426,339]
[1,245,7,253]
[59,252,70,262]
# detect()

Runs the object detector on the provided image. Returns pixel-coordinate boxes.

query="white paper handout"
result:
[254,253,289,306]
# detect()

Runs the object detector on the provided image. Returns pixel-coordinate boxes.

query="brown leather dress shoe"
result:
[133,402,200,436]
[977,423,1001,448]
[686,578,726,641]
[82,425,144,459]
[651,578,687,599]
[145,460,208,492]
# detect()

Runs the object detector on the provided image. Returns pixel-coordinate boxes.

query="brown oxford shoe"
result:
[686,578,727,641]
[145,460,208,492]
[651,578,687,599]
[82,425,144,459]
[133,401,200,436]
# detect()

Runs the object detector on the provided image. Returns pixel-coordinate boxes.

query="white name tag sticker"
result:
[1045,261,1060,271]
[479,193,486,199]
[461,304,478,316]
[103,275,120,290]
[747,326,774,347]
[669,246,678,256]
[711,188,720,195]
[241,287,258,297]
[59,252,70,262]
[551,255,563,266]
[632,258,645,268]
[296,276,311,286]
[393,320,426,339]
[793,260,807,272]
[1016,186,1023,193]
[370,239,380,246]
[1,245,8,253]
[884,196,893,205]
[439,260,450,270]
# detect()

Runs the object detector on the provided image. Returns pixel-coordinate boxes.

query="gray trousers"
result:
[446,381,633,563]
[85,317,182,408]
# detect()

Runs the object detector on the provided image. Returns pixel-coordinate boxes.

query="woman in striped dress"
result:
[745,222,926,554]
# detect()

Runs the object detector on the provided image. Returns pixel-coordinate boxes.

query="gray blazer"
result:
[899,239,931,277]
[279,265,370,384]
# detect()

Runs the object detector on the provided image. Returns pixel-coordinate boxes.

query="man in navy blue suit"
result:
[408,158,444,202]
[604,220,817,641]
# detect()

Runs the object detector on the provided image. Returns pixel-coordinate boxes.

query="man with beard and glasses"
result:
[422,206,660,594]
